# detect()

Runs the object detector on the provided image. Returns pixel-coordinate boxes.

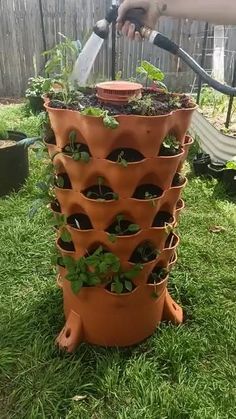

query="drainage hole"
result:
[65,329,71,338]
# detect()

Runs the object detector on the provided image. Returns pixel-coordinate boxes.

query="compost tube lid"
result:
[96,81,143,105]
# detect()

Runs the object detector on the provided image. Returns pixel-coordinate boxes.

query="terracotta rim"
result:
[45,103,197,118]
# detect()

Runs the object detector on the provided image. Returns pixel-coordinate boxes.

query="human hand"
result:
[117,0,161,40]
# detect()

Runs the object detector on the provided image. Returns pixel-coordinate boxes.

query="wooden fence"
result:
[0,0,234,97]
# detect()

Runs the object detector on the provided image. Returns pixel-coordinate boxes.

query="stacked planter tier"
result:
[46,104,195,352]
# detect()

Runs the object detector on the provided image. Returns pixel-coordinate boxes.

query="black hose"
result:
[152,32,236,96]
[178,48,236,96]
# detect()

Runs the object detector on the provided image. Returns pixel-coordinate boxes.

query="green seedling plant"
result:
[50,212,72,242]
[43,33,80,105]
[63,246,143,294]
[144,191,159,207]
[226,159,236,170]
[149,267,169,299]
[86,176,119,201]
[136,60,167,90]
[199,86,228,117]
[130,94,155,116]
[162,135,180,151]
[116,151,128,167]
[135,242,160,263]
[29,161,56,217]
[110,263,143,294]
[108,214,140,243]
[64,130,90,163]
[81,107,119,129]
[165,223,175,235]
[0,120,9,141]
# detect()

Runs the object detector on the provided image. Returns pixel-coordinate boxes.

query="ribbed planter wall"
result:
[45,101,195,352]
[191,110,236,162]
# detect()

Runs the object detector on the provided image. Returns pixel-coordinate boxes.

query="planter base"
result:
[56,281,183,352]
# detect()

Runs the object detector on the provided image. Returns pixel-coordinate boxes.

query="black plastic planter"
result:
[0,131,29,197]
[207,162,225,180]
[193,152,211,176]
[223,169,236,195]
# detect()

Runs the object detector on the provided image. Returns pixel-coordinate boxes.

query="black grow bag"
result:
[0,131,29,197]
[223,169,236,195]
[193,152,211,176]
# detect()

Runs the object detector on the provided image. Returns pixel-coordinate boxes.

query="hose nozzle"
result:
[93,6,118,39]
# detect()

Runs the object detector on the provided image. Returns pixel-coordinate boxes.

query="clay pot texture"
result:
[177,135,194,172]
[45,100,195,350]
[57,280,167,349]
[45,105,196,156]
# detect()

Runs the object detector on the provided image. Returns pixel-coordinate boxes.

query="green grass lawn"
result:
[0,105,236,419]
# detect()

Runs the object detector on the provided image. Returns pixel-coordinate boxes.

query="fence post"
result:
[225,58,236,128]
[111,2,117,80]
[39,0,47,65]
[196,22,209,105]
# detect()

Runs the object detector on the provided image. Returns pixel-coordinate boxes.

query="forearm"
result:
[159,0,236,24]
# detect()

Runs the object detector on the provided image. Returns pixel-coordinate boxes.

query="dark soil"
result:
[51,200,61,213]
[107,148,144,163]
[67,213,93,230]
[165,233,177,248]
[48,90,195,116]
[58,238,75,252]
[152,211,173,227]
[130,241,158,264]
[44,127,56,145]
[55,173,72,189]
[83,185,117,201]
[159,143,181,156]
[106,219,140,236]
[132,184,163,200]
[63,142,91,156]
[172,173,185,187]
[148,266,168,284]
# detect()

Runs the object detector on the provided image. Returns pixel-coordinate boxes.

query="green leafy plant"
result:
[63,130,90,162]
[43,33,80,104]
[50,212,72,242]
[86,176,119,201]
[149,267,169,299]
[29,162,55,217]
[63,247,143,294]
[116,151,128,167]
[109,263,143,294]
[129,94,155,116]
[25,76,53,98]
[135,242,159,263]
[136,60,167,90]
[199,86,228,117]
[144,192,159,207]
[108,214,140,243]
[163,135,180,150]
[0,120,9,141]
[81,107,119,129]
[226,160,236,170]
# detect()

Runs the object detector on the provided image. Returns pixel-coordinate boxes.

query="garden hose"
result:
[94,6,236,96]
